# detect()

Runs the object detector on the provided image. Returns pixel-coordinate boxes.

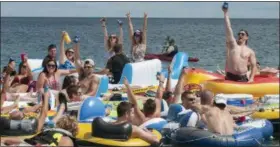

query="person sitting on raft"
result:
[1,87,77,146]
[59,31,76,69]
[162,37,178,57]
[73,37,100,96]
[37,59,77,91]
[94,44,130,84]
[126,12,148,62]
[100,17,123,59]
[123,77,162,126]
[112,101,160,145]
[9,55,33,93]
[223,5,257,82]
[191,94,235,135]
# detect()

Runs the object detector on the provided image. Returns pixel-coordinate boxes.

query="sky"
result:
[1,2,279,18]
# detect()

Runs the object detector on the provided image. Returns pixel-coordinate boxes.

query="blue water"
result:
[0,17,279,146]
[1,17,279,70]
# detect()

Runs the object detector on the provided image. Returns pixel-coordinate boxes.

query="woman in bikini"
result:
[100,17,123,59]
[59,31,75,69]
[126,12,148,62]
[9,56,33,93]
[36,59,77,92]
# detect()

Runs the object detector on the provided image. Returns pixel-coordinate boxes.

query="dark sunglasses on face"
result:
[238,32,246,36]
[84,66,93,69]
[47,64,56,68]
[188,98,196,102]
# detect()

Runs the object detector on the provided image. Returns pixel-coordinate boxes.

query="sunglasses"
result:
[238,32,246,36]
[188,98,196,102]
[47,64,56,68]
[84,66,93,69]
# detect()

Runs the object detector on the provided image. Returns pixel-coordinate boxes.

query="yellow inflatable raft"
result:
[184,68,223,85]
[252,108,279,120]
[76,123,162,147]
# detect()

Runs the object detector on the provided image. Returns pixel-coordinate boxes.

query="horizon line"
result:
[1,16,278,19]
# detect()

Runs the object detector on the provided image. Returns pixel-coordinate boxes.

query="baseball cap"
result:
[134,29,141,36]
[214,94,227,106]
[66,48,74,53]
[83,59,95,66]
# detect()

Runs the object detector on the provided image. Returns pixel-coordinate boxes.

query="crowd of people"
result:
[0,6,279,147]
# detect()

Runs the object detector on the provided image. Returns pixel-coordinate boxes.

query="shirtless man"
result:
[223,5,257,82]
[191,94,234,135]
[123,77,161,126]
[112,101,160,145]
[73,38,100,96]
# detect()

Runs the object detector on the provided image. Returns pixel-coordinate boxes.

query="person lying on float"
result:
[1,87,77,146]
[123,77,161,126]
[73,37,100,96]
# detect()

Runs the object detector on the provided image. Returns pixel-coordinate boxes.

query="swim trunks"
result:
[225,72,248,82]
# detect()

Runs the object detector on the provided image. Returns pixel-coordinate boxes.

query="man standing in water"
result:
[223,4,257,82]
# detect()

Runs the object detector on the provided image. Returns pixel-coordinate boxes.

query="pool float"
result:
[76,117,162,147]
[183,68,223,85]
[139,118,168,132]
[203,76,279,98]
[260,94,279,104]
[252,108,279,120]
[215,94,254,107]
[171,127,263,147]
[238,119,273,140]
[144,53,199,62]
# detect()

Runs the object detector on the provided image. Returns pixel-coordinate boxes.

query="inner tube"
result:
[76,119,162,147]
[1,117,38,137]
[171,127,263,147]
[139,118,168,132]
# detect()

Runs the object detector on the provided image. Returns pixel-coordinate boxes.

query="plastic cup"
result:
[64,32,72,44]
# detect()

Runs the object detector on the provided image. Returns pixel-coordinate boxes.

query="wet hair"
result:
[133,31,143,44]
[62,75,77,89]
[239,29,249,45]
[58,92,68,112]
[200,90,214,105]
[143,99,156,116]
[213,102,226,110]
[66,85,80,99]
[56,115,79,137]
[48,44,57,51]
[117,101,132,117]
[42,59,58,74]
[113,44,123,54]
[107,35,119,49]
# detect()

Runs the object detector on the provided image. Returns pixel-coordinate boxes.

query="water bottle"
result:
[223,2,229,9]
[117,19,123,26]
[73,36,80,43]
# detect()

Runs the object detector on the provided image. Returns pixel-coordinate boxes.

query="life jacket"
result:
[24,128,77,147]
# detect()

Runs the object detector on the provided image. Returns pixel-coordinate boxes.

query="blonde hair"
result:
[56,115,79,137]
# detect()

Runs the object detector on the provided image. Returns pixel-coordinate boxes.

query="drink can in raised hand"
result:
[223,2,229,9]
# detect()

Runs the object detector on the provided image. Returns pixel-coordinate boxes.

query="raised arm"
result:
[100,18,109,51]
[154,74,165,117]
[59,31,67,65]
[142,12,148,46]
[123,77,146,123]
[37,87,50,132]
[173,68,187,104]
[166,65,172,92]
[223,6,237,48]
[126,12,134,49]
[73,40,82,73]
[248,51,257,82]
[118,20,124,44]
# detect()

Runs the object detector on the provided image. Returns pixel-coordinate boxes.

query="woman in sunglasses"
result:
[59,31,75,70]
[126,12,148,62]
[100,17,123,59]
[37,59,77,91]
